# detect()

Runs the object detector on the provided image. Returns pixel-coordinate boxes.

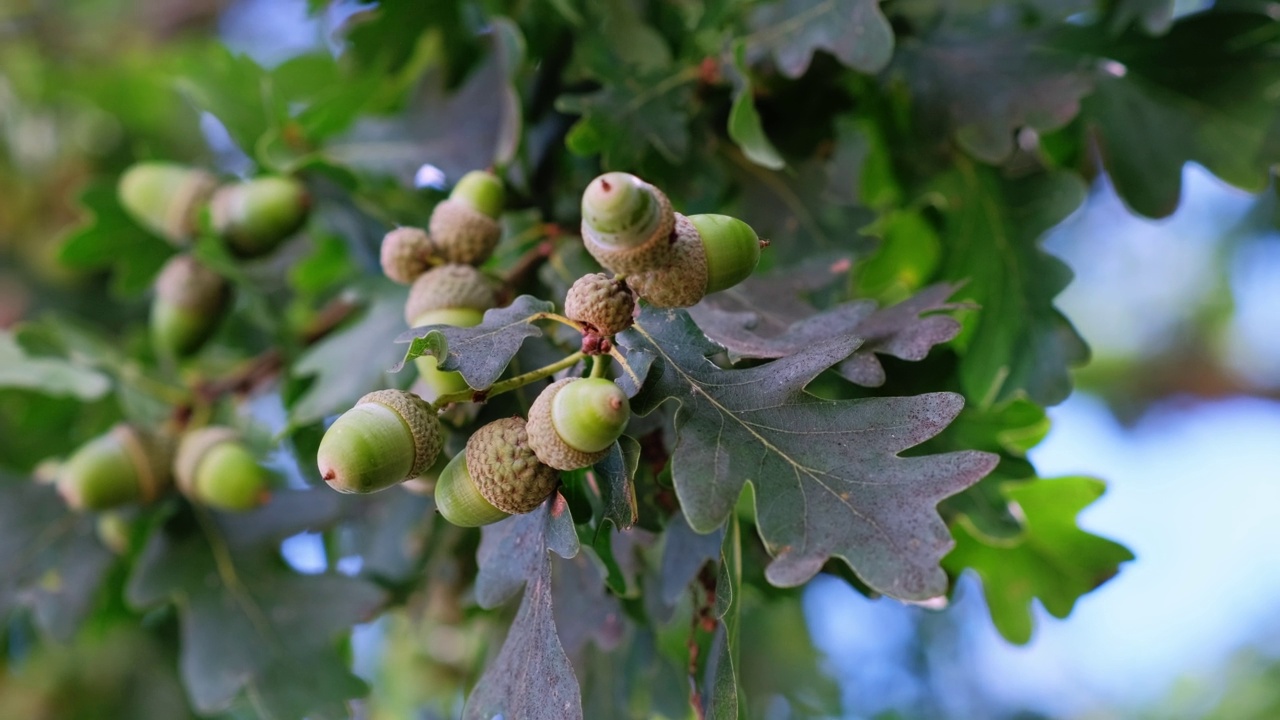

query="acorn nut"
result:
[564,273,635,336]
[318,389,443,494]
[580,172,675,275]
[151,254,229,359]
[174,427,271,511]
[405,264,497,401]
[527,377,630,471]
[57,424,173,511]
[428,170,505,265]
[380,226,434,284]
[118,162,217,246]
[209,175,310,258]
[435,417,559,527]
[627,213,761,308]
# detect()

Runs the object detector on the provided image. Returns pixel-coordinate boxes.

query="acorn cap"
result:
[563,273,635,336]
[526,377,628,470]
[209,175,310,258]
[464,416,560,515]
[318,389,443,494]
[380,226,435,284]
[580,172,676,275]
[118,162,218,246]
[626,213,708,308]
[428,200,502,266]
[687,214,761,294]
[403,264,496,325]
[57,425,173,511]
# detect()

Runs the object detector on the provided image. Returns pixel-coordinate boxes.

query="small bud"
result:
[57,425,173,511]
[526,377,630,470]
[118,162,217,246]
[435,417,558,527]
[210,175,310,258]
[318,389,443,494]
[174,427,271,511]
[151,255,229,358]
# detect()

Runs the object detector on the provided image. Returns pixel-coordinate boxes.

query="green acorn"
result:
[174,427,271,511]
[627,213,762,308]
[435,417,559,527]
[380,226,435,284]
[526,377,630,470]
[428,170,505,265]
[95,511,137,555]
[318,389,443,494]
[209,175,310,258]
[57,425,173,511]
[404,264,497,401]
[117,162,218,246]
[580,172,675,275]
[150,254,229,359]
[564,272,635,336]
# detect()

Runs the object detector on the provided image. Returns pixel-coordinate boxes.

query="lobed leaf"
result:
[747,0,895,77]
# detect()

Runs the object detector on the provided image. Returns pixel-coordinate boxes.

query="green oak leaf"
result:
[747,0,895,77]
[173,45,277,157]
[289,281,411,429]
[0,477,115,641]
[728,41,785,170]
[127,490,385,719]
[619,308,998,600]
[945,476,1135,644]
[558,67,694,167]
[466,495,583,720]
[935,165,1089,407]
[397,295,556,390]
[1077,10,1280,217]
[58,182,174,295]
[0,330,110,401]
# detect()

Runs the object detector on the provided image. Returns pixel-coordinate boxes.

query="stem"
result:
[608,346,640,389]
[431,351,586,410]
[529,311,585,333]
[590,354,609,379]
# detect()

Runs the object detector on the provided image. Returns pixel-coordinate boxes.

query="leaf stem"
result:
[528,311,585,333]
[590,354,609,378]
[431,351,586,410]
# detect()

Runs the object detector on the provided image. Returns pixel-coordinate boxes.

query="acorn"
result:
[57,425,173,511]
[526,377,630,470]
[404,264,497,401]
[95,511,136,555]
[209,175,310,258]
[174,427,271,511]
[434,417,559,527]
[564,273,635,336]
[427,170,505,265]
[580,172,676,275]
[626,213,762,308]
[150,254,229,359]
[380,226,435,284]
[117,162,218,246]
[318,389,443,494]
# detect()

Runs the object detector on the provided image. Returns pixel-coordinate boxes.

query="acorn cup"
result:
[57,425,173,511]
[564,273,635,337]
[150,254,230,359]
[427,170,505,265]
[626,213,762,308]
[526,377,630,471]
[317,389,443,494]
[404,264,497,401]
[117,162,218,246]
[434,417,559,527]
[380,226,435,284]
[174,427,271,512]
[580,171,676,275]
[209,175,310,258]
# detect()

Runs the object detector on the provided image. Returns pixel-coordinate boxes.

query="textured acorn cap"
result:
[580,172,676,275]
[564,273,635,336]
[466,417,560,515]
[526,378,627,470]
[209,175,310,258]
[57,425,173,510]
[380,226,435,284]
[404,264,497,324]
[118,162,218,246]
[428,199,502,265]
[318,390,443,493]
[626,213,709,308]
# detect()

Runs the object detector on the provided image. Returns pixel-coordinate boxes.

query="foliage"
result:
[6,0,1279,717]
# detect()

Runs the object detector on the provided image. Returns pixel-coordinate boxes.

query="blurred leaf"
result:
[945,476,1135,644]
[58,182,174,295]
[936,165,1088,407]
[397,295,556,390]
[747,0,895,76]
[466,495,583,720]
[728,42,785,170]
[1106,0,1176,35]
[619,308,997,599]
[174,46,275,157]
[854,209,942,303]
[128,491,385,718]
[0,330,110,400]
[558,65,695,167]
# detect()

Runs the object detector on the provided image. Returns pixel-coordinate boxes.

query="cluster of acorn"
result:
[316,171,765,527]
[117,162,311,359]
[56,424,271,514]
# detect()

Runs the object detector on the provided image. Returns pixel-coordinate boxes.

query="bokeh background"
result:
[3,0,1279,718]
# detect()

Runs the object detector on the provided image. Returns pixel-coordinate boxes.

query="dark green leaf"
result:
[620,308,997,599]
[747,0,895,76]
[58,182,174,295]
[945,476,1135,644]
[557,66,695,167]
[728,42,785,170]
